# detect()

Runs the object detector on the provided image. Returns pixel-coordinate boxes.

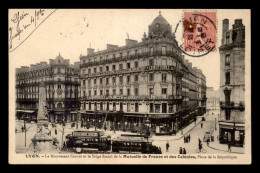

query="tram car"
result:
[112,134,162,154]
[65,131,111,153]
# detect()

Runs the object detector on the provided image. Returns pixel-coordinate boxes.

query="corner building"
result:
[15,55,80,123]
[219,19,245,146]
[79,13,204,135]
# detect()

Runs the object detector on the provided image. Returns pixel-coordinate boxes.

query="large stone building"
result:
[15,54,80,123]
[206,87,219,110]
[79,12,206,135]
[219,19,245,146]
[194,68,207,115]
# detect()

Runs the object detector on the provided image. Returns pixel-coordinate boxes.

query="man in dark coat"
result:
[166,141,169,152]
[228,142,232,152]
[183,148,186,154]
[179,147,183,154]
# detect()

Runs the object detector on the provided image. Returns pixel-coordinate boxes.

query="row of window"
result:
[83,102,172,113]
[82,46,172,64]
[82,88,168,97]
[17,68,76,80]
[18,77,78,85]
[82,73,167,86]
[81,58,177,75]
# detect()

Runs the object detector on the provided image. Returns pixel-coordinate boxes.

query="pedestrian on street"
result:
[63,141,66,149]
[228,142,232,152]
[183,148,186,154]
[55,127,57,135]
[21,126,24,132]
[199,143,203,152]
[207,138,210,146]
[184,135,186,143]
[198,138,201,146]
[179,147,183,154]
[188,134,191,142]
[166,141,169,152]
[201,123,203,128]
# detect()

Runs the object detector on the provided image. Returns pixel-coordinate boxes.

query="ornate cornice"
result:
[219,42,245,51]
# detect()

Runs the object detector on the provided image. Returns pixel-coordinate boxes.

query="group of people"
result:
[165,141,187,154]
[15,125,25,133]
[179,147,187,154]
[184,134,191,143]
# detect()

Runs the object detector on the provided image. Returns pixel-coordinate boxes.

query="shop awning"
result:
[147,114,172,119]
[182,114,191,119]
[70,111,77,114]
[16,110,35,113]
[123,114,145,118]
[219,122,245,126]
[219,122,245,130]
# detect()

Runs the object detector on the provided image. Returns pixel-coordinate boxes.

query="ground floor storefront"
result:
[16,110,37,122]
[15,108,200,136]
[218,122,245,147]
[76,110,198,136]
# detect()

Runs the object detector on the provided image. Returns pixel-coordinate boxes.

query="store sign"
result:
[73,131,98,137]
[219,124,244,130]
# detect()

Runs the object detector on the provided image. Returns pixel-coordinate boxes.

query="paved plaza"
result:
[15,110,244,154]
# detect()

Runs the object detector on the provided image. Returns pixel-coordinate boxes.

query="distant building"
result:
[15,55,80,123]
[219,19,245,146]
[206,87,220,110]
[194,68,207,115]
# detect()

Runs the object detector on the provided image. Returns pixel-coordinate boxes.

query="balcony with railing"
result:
[219,101,245,111]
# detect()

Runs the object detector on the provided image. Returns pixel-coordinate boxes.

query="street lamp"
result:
[23,115,29,147]
[94,105,97,131]
[215,118,217,131]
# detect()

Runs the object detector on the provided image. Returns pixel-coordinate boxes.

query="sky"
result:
[9,9,250,91]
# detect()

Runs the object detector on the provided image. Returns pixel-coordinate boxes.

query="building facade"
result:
[206,87,220,110]
[219,19,245,146]
[79,13,206,135]
[195,68,207,115]
[16,54,80,123]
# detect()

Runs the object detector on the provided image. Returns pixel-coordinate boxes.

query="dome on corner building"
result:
[148,13,173,39]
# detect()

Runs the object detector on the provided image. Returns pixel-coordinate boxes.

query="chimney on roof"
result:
[87,48,94,56]
[125,39,138,46]
[30,64,36,68]
[233,19,243,29]
[40,62,47,65]
[107,44,118,50]
[222,19,229,45]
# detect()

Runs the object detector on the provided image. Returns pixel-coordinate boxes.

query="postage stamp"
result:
[183,11,217,53]
[175,10,217,57]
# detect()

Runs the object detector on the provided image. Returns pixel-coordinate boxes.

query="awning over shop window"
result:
[123,114,145,118]
[148,114,172,119]
[219,122,245,126]
[219,122,245,130]
[16,110,35,113]
[70,111,77,114]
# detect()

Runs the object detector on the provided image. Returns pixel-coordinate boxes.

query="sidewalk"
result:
[151,117,203,141]
[207,141,245,154]
[206,115,245,154]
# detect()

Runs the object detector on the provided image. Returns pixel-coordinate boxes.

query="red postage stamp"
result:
[183,11,217,54]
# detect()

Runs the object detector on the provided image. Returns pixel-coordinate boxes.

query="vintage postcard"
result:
[8,9,251,164]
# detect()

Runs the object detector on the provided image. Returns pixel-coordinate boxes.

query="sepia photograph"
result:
[8,9,251,164]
